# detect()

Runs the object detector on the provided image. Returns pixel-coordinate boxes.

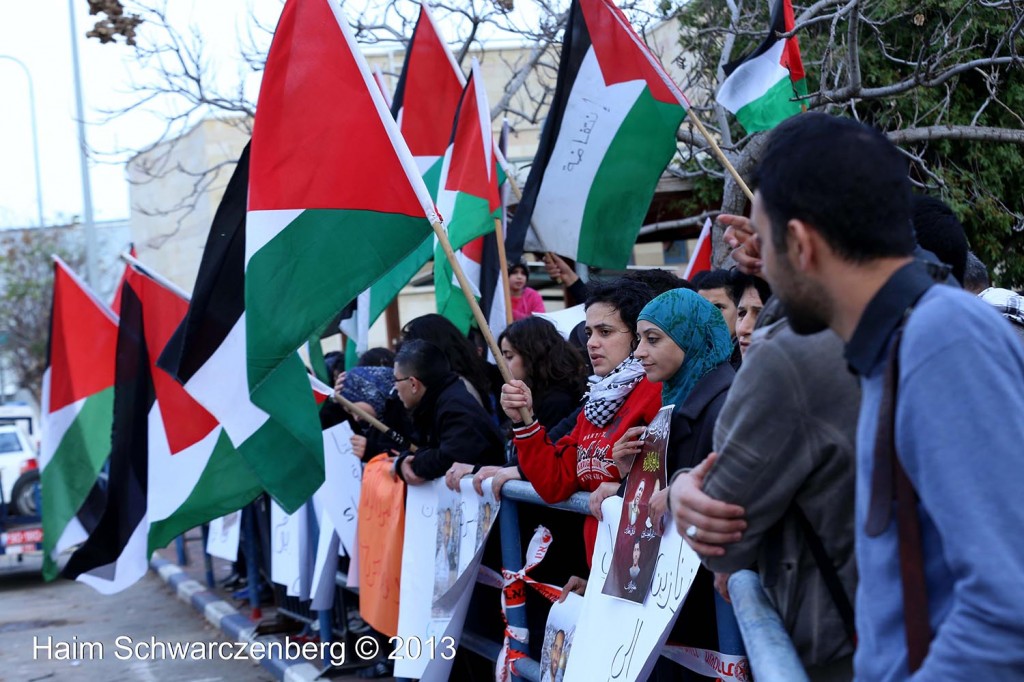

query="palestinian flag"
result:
[435,234,508,337]
[39,259,117,581]
[506,0,687,270]
[65,265,262,594]
[244,0,437,504]
[683,218,713,280]
[156,145,317,513]
[434,59,504,333]
[340,2,465,365]
[715,0,806,133]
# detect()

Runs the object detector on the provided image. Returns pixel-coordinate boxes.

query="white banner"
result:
[321,422,363,556]
[395,478,500,680]
[270,500,312,599]
[205,511,241,562]
[563,496,702,682]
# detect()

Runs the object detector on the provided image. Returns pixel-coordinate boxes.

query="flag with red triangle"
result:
[506,0,688,269]
[244,0,437,508]
[40,258,118,580]
[434,58,504,333]
[64,264,262,594]
[683,218,713,280]
[341,1,466,364]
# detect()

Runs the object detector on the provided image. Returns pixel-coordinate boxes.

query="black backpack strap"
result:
[794,505,856,645]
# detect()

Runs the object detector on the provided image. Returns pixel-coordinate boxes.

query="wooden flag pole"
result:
[432,220,533,425]
[685,113,755,202]
[494,217,514,325]
[332,392,417,452]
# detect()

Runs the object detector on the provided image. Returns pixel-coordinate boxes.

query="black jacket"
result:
[667,362,735,474]
[396,373,504,481]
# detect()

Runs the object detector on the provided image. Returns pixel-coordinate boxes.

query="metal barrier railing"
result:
[727,570,809,682]
[179,481,806,681]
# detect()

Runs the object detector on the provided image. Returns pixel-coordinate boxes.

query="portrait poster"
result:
[396,478,499,681]
[602,405,672,603]
[358,453,406,636]
[540,591,584,682]
[205,511,241,562]
[564,495,702,682]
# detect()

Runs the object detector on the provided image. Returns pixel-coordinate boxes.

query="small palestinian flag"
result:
[506,0,688,269]
[715,0,806,133]
[40,258,117,581]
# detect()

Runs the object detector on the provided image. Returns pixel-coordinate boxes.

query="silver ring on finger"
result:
[685,524,698,539]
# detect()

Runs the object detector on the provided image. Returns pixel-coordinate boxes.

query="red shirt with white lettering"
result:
[512,377,662,563]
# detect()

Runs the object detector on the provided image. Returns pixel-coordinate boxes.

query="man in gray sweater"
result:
[670,295,860,681]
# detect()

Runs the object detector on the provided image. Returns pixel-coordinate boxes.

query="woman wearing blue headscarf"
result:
[613,287,735,518]
[613,287,737,680]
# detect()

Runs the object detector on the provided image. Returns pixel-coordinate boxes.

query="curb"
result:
[150,556,322,682]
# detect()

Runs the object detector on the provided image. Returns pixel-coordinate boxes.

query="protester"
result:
[510,261,546,320]
[962,251,990,294]
[402,314,495,412]
[978,286,1024,344]
[392,339,504,484]
[615,288,736,667]
[500,278,661,562]
[357,346,395,367]
[719,112,1024,679]
[910,194,969,286]
[454,316,587,493]
[731,273,771,358]
[671,289,860,680]
[692,269,742,368]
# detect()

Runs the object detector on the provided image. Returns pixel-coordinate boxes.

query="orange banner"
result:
[358,454,406,636]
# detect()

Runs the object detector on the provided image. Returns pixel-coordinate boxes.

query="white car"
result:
[0,424,38,516]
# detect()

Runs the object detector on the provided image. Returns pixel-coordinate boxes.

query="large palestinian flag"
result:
[39,259,117,581]
[340,1,466,364]
[434,59,504,333]
[244,0,437,494]
[506,0,687,269]
[157,145,318,513]
[64,266,262,594]
[716,0,806,133]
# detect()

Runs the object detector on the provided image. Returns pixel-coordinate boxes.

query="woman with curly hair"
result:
[444,316,588,492]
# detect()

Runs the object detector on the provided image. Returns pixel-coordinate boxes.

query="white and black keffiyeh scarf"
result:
[583,356,646,428]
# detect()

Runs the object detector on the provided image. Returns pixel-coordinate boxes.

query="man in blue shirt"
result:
[742,113,1024,680]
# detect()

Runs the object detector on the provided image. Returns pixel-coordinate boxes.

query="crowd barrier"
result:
[174,480,808,680]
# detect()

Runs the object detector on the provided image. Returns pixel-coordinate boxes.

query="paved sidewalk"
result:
[0,552,275,681]
[148,530,394,681]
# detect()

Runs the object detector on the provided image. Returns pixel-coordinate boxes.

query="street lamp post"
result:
[0,55,45,227]
[67,0,98,288]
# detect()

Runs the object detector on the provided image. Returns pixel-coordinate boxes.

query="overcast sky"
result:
[0,0,282,229]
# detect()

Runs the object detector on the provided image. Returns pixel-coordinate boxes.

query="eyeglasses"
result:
[394,376,413,384]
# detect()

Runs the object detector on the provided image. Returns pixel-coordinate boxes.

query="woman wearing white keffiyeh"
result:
[501,279,664,570]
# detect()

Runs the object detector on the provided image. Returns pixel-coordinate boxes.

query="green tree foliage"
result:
[0,228,87,404]
[674,0,1024,287]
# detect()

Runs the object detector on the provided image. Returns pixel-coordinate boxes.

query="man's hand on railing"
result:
[588,482,620,521]
[444,462,475,491]
[669,452,747,557]
[558,576,587,602]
